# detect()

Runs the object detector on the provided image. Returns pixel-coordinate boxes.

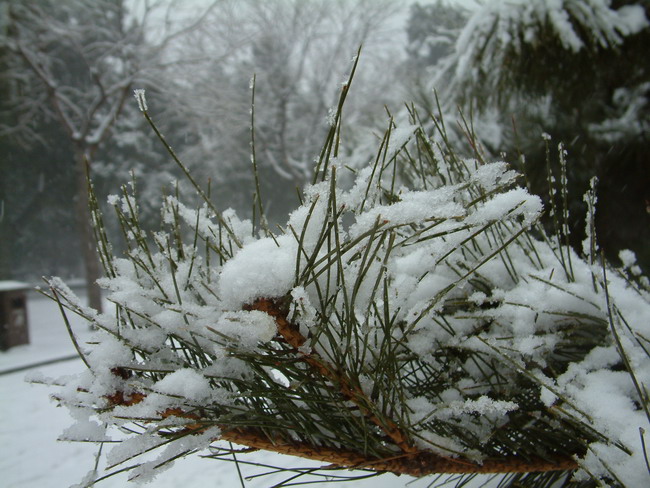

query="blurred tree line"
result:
[1,0,648,305]
[0,0,401,309]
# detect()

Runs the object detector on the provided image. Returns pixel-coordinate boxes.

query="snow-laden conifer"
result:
[43,61,650,487]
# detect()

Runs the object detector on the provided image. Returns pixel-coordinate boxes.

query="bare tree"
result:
[166,0,405,220]
[1,0,217,310]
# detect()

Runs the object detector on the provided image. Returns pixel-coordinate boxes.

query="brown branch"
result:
[105,371,578,476]
[238,298,578,474]
[104,303,580,476]
[245,297,417,454]
[218,426,579,475]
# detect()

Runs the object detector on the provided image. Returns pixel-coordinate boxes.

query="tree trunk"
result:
[0,208,10,280]
[74,145,103,313]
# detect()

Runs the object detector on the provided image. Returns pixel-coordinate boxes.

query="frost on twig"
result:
[133,89,147,113]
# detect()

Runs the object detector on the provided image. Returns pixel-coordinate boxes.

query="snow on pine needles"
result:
[42,105,650,487]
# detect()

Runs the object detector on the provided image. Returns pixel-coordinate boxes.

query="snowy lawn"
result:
[0,290,462,488]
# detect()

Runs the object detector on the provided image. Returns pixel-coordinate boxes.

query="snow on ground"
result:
[0,289,486,488]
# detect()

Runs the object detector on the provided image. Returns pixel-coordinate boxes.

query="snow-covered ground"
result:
[0,289,474,488]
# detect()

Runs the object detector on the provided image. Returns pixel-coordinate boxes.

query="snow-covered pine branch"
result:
[44,87,650,487]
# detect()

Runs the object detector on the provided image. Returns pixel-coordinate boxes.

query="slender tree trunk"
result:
[0,209,10,280]
[73,145,103,313]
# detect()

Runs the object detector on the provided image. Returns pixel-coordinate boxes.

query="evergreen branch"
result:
[45,66,650,487]
[245,298,416,454]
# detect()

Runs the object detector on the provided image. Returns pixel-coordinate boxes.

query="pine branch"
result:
[43,64,650,487]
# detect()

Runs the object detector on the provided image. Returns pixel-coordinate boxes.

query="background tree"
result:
[429,0,650,272]
[166,0,404,222]
[0,0,217,309]
[403,0,469,111]
[1,0,409,291]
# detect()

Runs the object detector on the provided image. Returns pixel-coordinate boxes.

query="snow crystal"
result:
[326,107,337,127]
[449,396,518,416]
[405,394,518,427]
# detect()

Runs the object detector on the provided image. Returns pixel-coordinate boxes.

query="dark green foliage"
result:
[433,0,650,274]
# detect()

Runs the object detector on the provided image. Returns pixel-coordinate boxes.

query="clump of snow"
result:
[619,248,638,269]
[616,4,650,34]
[61,407,110,442]
[219,235,297,310]
[154,369,214,403]
[466,188,541,226]
[126,427,221,484]
[107,194,120,206]
[289,286,318,340]
[214,310,278,349]
[469,160,518,191]
[349,186,465,238]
